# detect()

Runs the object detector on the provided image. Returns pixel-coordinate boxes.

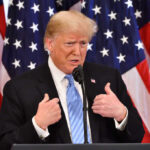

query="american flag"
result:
[0,0,150,142]
[132,0,150,142]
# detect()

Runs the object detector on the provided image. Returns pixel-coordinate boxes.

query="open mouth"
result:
[70,59,80,65]
[71,60,79,62]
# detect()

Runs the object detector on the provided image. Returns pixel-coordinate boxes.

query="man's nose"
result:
[73,43,81,55]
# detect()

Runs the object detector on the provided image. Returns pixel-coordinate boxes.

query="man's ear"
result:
[45,37,53,52]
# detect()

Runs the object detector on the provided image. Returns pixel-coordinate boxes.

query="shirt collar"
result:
[48,56,66,83]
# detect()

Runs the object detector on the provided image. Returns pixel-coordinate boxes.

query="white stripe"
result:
[122,67,150,132]
[0,34,10,95]
[3,0,9,21]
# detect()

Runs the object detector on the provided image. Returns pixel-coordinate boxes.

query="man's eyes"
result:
[65,42,87,47]
[65,42,74,46]
[81,42,87,46]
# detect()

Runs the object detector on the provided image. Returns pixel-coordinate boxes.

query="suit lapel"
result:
[35,63,71,143]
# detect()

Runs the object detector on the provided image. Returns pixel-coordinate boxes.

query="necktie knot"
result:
[65,74,74,87]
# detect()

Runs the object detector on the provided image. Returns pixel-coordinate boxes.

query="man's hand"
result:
[35,93,61,130]
[92,83,127,122]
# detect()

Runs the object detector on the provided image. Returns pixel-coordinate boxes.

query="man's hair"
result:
[44,10,98,47]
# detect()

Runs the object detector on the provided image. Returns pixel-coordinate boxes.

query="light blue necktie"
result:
[65,74,91,144]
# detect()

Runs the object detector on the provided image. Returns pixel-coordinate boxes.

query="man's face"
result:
[47,32,89,74]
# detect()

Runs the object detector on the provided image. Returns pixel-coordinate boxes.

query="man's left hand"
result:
[92,82,127,122]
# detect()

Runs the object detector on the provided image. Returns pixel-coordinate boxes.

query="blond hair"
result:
[44,10,97,46]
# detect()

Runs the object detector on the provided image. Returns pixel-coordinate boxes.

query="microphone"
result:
[72,65,88,144]
[72,65,84,84]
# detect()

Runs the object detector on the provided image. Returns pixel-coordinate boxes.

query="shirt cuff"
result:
[114,107,128,131]
[32,116,50,140]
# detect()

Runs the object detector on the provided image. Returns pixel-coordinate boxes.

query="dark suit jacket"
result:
[0,62,144,150]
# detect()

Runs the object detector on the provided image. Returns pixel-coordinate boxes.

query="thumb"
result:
[104,82,113,95]
[42,93,50,103]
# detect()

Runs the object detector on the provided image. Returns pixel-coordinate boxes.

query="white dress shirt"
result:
[32,56,128,141]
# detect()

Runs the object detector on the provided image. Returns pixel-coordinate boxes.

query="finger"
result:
[104,82,113,95]
[50,98,59,104]
[48,98,59,107]
[94,94,106,101]
[42,93,50,103]
[93,99,103,106]
[92,104,105,110]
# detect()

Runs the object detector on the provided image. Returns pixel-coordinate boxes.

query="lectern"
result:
[11,143,150,150]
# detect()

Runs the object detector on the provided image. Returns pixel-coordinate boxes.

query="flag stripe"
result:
[0,0,8,106]
[0,4,6,39]
[136,59,150,93]
[0,62,10,94]
[139,23,150,57]
[122,64,150,132]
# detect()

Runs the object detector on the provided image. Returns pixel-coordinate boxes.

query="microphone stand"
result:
[81,79,88,144]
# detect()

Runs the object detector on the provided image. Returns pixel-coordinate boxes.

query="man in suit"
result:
[0,10,144,150]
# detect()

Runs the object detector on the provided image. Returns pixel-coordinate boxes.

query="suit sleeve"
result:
[0,81,45,150]
[114,70,145,142]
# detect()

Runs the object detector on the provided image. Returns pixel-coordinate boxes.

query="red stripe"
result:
[139,23,150,57]
[136,59,150,93]
[142,123,150,143]
[127,90,150,142]
[0,5,6,39]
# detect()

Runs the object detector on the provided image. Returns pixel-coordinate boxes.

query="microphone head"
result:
[72,65,84,84]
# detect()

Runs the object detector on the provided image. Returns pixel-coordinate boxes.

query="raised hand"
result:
[92,83,127,122]
[35,93,61,130]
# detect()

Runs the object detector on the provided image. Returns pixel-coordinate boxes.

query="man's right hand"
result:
[34,93,61,130]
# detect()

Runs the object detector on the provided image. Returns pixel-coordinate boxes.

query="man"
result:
[0,10,144,150]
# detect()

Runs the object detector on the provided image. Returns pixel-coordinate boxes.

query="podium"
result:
[11,143,150,150]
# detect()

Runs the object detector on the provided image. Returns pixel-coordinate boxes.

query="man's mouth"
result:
[71,60,78,62]
[70,59,80,65]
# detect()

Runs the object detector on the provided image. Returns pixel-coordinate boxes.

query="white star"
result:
[27,61,36,70]
[116,53,126,63]
[135,41,144,50]
[31,3,40,14]
[108,11,117,20]
[29,42,38,52]
[100,48,109,57]
[81,0,86,9]
[92,5,101,15]
[14,20,23,30]
[135,9,142,19]
[7,18,12,26]
[30,23,39,33]
[56,0,63,6]
[87,43,93,51]
[13,39,22,49]
[16,0,24,10]
[9,0,14,6]
[104,29,113,39]
[120,35,128,45]
[124,0,133,8]
[12,59,21,68]
[46,7,55,17]
[4,37,9,46]
[122,17,131,26]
